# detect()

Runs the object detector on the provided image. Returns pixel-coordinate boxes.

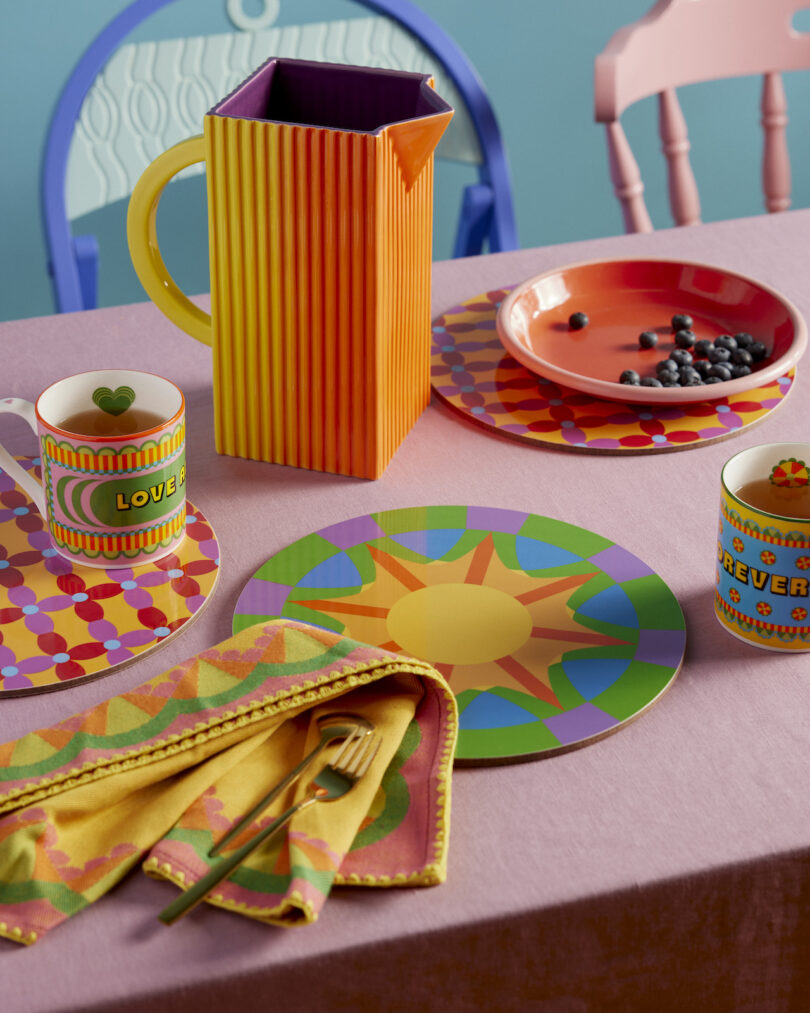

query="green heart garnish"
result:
[92,385,136,417]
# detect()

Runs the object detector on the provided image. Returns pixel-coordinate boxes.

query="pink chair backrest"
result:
[594,0,810,232]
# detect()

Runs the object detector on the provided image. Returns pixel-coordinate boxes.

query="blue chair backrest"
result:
[43,0,518,313]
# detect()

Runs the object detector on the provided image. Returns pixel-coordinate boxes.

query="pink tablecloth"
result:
[2,212,809,1012]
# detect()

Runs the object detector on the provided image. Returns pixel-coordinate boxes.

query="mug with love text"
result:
[0,370,186,568]
[715,442,810,652]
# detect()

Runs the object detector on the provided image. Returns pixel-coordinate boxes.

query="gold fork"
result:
[158,729,381,925]
[209,712,373,858]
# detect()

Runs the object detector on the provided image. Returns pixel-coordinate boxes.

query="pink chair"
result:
[594,0,810,232]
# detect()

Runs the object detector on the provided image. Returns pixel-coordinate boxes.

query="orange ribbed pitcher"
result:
[127,58,452,479]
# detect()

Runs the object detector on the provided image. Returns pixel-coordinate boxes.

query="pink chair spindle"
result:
[761,71,791,213]
[595,0,810,231]
[606,120,654,233]
[658,87,701,226]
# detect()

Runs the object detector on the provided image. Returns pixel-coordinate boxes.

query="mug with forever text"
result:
[715,442,810,651]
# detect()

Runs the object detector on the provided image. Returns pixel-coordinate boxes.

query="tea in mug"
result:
[734,478,810,519]
[56,407,168,438]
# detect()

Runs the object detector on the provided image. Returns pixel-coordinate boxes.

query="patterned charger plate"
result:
[431,286,794,452]
[233,506,686,765]
[0,457,220,696]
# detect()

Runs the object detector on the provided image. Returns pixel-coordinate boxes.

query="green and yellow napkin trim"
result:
[0,619,457,945]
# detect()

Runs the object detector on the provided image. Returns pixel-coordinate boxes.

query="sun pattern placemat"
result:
[0,457,219,696]
[431,286,795,452]
[232,506,686,765]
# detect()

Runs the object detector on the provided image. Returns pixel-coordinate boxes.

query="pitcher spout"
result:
[385,79,454,191]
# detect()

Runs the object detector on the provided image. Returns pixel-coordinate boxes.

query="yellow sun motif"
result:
[290,534,629,707]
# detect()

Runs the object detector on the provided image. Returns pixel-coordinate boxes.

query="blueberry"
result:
[639,330,659,349]
[734,332,754,348]
[661,379,682,387]
[731,348,753,366]
[619,369,641,385]
[669,348,693,366]
[708,363,733,381]
[656,358,679,375]
[707,346,731,363]
[674,329,696,349]
[714,334,737,352]
[704,375,724,384]
[749,341,768,361]
[680,370,703,386]
[692,359,712,378]
[569,312,589,330]
[671,313,693,331]
[731,364,752,378]
[694,339,713,358]
[640,376,663,387]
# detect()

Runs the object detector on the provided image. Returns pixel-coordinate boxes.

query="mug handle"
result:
[126,135,213,347]
[0,399,46,515]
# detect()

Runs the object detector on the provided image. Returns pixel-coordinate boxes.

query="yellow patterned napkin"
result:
[0,619,457,945]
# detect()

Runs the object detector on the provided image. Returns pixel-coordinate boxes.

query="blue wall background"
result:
[2,0,810,323]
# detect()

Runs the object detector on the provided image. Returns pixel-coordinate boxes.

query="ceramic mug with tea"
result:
[0,370,186,568]
[715,442,810,651]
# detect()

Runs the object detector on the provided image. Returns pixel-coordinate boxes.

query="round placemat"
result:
[431,286,794,452]
[232,505,686,765]
[0,457,220,696]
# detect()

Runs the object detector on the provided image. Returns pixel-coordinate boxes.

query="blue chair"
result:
[43,0,518,313]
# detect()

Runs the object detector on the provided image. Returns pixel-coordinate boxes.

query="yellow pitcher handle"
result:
[126,135,212,346]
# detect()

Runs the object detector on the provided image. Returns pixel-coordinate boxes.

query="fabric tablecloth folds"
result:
[0,620,458,945]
